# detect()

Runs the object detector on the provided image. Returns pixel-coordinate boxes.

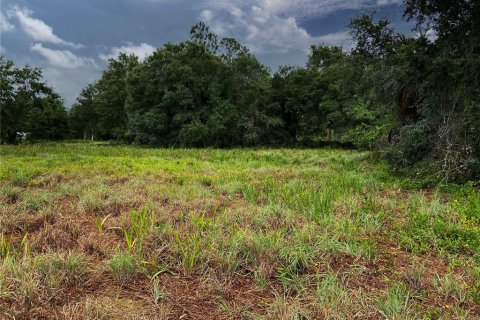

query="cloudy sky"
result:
[0,0,409,107]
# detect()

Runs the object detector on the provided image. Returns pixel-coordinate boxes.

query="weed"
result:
[0,185,21,204]
[0,251,88,314]
[403,259,426,292]
[175,232,202,275]
[77,193,103,213]
[152,278,167,304]
[11,173,30,187]
[123,228,136,250]
[265,296,309,320]
[22,194,48,211]
[96,214,111,232]
[377,285,415,319]
[34,251,88,279]
[122,208,155,253]
[108,251,137,280]
[315,272,348,307]
[433,273,469,304]
[452,189,480,223]
[254,269,268,289]
[0,232,29,260]
[308,188,335,221]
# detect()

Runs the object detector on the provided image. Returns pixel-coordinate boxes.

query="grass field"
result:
[0,143,479,319]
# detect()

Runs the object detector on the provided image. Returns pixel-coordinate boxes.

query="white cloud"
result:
[200,2,357,54]
[262,0,402,19]
[425,28,437,42]
[314,30,354,49]
[8,6,83,49]
[377,0,403,5]
[200,9,214,21]
[200,4,312,54]
[42,66,101,107]
[31,43,96,68]
[244,13,311,53]
[208,0,402,21]
[0,12,15,32]
[99,42,156,61]
[200,9,228,35]
[415,28,437,42]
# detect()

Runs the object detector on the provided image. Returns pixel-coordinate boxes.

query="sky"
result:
[0,0,410,107]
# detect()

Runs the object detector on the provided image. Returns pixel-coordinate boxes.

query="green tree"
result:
[125,25,278,147]
[350,4,480,180]
[0,56,67,143]
[68,82,99,140]
[95,53,139,140]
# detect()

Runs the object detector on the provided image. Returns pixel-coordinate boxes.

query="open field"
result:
[0,143,479,319]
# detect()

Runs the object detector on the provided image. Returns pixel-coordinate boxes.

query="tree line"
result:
[1,0,479,181]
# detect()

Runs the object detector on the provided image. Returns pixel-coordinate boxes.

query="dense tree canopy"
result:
[124,24,280,147]
[68,83,99,140]
[1,1,478,181]
[0,57,68,143]
[349,0,480,180]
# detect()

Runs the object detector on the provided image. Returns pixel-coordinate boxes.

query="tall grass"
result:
[0,232,29,260]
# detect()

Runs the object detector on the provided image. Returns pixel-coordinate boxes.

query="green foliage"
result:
[34,251,87,278]
[123,208,155,253]
[350,3,480,181]
[383,120,433,169]
[68,54,139,141]
[4,0,479,181]
[433,273,469,304]
[315,272,348,307]
[68,83,99,140]
[377,285,414,319]
[451,189,480,223]
[124,34,273,147]
[62,24,384,149]
[175,231,202,275]
[0,56,68,143]
[108,252,137,280]
[95,54,139,140]
[0,232,29,260]
[151,278,167,304]
[397,211,480,256]
[96,214,111,232]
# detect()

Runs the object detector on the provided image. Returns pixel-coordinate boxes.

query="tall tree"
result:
[95,53,139,140]
[68,82,99,140]
[0,56,67,143]
[349,4,480,180]
[125,25,278,147]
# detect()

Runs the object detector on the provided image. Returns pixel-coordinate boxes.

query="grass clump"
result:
[175,232,202,275]
[0,232,29,260]
[377,285,416,319]
[433,273,469,304]
[108,251,138,280]
[0,251,88,315]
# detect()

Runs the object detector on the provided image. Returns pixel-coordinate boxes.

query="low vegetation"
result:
[0,143,478,319]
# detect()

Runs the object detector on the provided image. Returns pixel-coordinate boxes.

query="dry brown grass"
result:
[0,144,478,319]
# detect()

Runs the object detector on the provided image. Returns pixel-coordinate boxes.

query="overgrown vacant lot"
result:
[0,143,479,319]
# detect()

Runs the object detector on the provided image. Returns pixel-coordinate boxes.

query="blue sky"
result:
[0,0,409,106]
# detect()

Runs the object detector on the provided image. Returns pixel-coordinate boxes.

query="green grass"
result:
[0,142,478,319]
[108,251,138,280]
